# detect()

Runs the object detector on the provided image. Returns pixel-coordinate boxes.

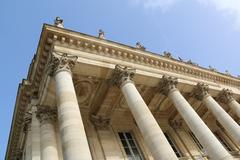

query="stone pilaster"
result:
[159,77,232,160]
[193,83,240,145]
[112,65,178,160]
[51,53,92,160]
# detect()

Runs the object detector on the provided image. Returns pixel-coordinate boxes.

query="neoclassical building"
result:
[6,18,240,160]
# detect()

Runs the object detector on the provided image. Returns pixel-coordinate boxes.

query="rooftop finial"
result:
[136,42,146,50]
[54,17,64,28]
[98,29,105,39]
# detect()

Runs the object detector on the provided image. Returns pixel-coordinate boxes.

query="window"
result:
[118,132,144,160]
[214,132,233,151]
[164,133,182,157]
[189,131,203,150]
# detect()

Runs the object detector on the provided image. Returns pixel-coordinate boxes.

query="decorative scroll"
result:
[111,65,135,87]
[49,52,78,76]
[158,75,178,96]
[218,89,234,104]
[193,83,209,101]
[36,106,57,124]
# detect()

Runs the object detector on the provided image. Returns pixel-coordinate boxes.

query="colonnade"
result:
[25,55,240,160]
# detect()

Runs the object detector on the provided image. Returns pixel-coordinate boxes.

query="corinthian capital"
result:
[193,83,209,100]
[111,65,135,87]
[158,75,178,96]
[36,106,57,124]
[50,52,78,76]
[218,89,234,104]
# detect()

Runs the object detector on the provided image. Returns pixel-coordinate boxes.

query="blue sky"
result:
[1,0,240,158]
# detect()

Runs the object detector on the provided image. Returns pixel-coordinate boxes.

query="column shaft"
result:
[121,82,178,160]
[55,70,92,160]
[31,108,41,160]
[168,89,232,160]
[40,120,59,160]
[25,130,32,160]
[203,95,240,144]
[229,100,240,118]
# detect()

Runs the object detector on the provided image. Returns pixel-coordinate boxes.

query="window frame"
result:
[164,132,183,158]
[118,131,145,160]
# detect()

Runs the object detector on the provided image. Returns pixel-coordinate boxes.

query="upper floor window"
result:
[164,132,183,157]
[118,132,144,160]
[188,131,203,150]
[214,132,233,152]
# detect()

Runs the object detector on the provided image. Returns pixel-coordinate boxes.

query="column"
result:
[218,88,240,118]
[31,106,41,160]
[111,65,178,160]
[194,83,240,144]
[159,76,232,160]
[37,107,59,160]
[51,53,92,160]
[24,120,32,160]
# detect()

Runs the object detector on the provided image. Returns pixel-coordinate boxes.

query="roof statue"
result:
[163,51,172,58]
[98,29,105,39]
[54,17,64,28]
[136,42,146,50]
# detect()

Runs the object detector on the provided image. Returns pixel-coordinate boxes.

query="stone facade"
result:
[6,18,240,160]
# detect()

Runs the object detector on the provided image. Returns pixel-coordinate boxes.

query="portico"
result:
[6,18,240,160]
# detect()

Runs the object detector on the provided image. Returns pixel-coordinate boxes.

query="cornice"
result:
[5,80,32,159]
[44,24,240,88]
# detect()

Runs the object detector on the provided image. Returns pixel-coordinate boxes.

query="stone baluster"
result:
[51,53,92,160]
[194,83,240,144]
[37,106,59,160]
[159,76,232,160]
[218,89,240,118]
[111,65,178,160]
[31,106,41,160]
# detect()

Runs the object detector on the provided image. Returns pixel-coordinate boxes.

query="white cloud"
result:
[131,0,240,30]
[197,0,240,30]
[131,0,180,12]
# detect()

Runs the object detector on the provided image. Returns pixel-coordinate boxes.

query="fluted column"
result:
[111,65,178,160]
[218,89,240,118]
[159,76,232,160]
[31,106,41,160]
[51,53,92,160]
[194,83,240,144]
[37,107,59,160]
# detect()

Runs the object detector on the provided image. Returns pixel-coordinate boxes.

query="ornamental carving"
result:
[193,83,209,101]
[49,52,78,76]
[74,77,98,105]
[218,89,234,104]
[169,120,183,129]
[158,75,178,96]
[90,114,110,129]
[111,65,135,87]
[36,106,57,124]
